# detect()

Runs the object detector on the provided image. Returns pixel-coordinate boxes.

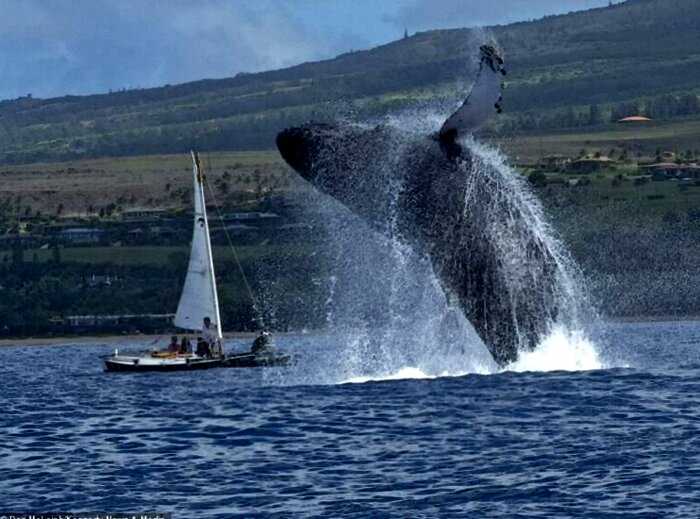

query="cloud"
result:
[0,0,625,101]
[0,0,367,100]
[383,0,623,32]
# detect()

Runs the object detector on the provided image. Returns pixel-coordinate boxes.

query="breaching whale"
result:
[276,46,563,366]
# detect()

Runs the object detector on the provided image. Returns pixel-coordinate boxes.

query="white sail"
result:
[173,151,223,337]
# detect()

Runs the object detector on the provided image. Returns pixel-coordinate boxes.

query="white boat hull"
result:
[104,353,223,372]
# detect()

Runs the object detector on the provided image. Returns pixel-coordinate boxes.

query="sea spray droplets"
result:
[507,326,603,372]
[464,138,601,367]
[268,119,601,384]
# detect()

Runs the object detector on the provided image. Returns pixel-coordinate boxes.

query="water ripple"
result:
[1,323,699,517]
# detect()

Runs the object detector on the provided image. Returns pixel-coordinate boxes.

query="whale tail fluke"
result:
[439,45,506,146]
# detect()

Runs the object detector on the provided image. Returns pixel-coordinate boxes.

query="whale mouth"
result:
[276,127,316,181]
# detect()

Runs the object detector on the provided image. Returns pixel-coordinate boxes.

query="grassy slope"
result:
[500,119,700,162]
[1,0,700,164]
[0,150,298,216]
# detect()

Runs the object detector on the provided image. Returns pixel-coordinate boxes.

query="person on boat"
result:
[167,336,179,353]
[202,316,223,357]
[196,337,211,358]
[179,336,191,354]
[251,331,273,355]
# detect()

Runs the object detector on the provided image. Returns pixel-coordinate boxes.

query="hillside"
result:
[1,0,700,164]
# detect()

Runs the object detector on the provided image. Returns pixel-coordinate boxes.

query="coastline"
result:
[0,331,264,348]
[2,317,700,348]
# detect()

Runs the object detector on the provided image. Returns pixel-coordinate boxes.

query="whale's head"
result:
[276,123,332,183]
[277,122,416,234]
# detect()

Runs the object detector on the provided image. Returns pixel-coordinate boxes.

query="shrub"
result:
[528,171,547,187]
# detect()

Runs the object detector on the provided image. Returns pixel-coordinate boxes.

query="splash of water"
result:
[332,324,605,385]
[507,326,602,373]
[341,366,473,385]
[265,95,602,385]
[270,133,601,385]
[463,138,597,342]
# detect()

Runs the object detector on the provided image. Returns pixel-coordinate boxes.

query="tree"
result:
[528,171,547,187]
[11,241,23,265]
[679,94,700,115]
[565,106,578,127]
[51,244,61,264]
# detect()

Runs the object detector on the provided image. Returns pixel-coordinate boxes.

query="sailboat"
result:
[104,151,288,372]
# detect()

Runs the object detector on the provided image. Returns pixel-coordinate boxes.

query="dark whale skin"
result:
[276,122,560,366]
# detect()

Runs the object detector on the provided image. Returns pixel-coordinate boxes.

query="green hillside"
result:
[1,0,699,164]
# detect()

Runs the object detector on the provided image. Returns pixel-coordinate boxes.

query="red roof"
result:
[618,116,652,123]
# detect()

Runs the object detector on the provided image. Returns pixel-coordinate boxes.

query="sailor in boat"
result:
[179,336,191,354]
[195,337,211,358]
[202,316,224,358]
[251,331,274,356]
[151,335,180,358]
[167,336,179,353]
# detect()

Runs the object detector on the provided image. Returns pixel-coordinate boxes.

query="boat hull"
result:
[104,355,223,372]
[223,352,291,368]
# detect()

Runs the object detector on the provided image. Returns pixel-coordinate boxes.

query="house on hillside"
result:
[59,227,105,244]
[213,223,257,236]
[567,156,616,174]
[87,274,119,287]
[641,163,700,180]
[222,211,280,221]
[62,313,174,333]
[617,115,652,123]
[57,214,87,225]
[121,208,167,222]
[538,155,571,171]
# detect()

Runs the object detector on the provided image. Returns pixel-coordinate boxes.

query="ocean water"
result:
[2,321,700,518]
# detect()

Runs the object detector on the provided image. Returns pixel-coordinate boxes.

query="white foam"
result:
[335,326,604,385]
[506,326,602,373]
[341,366,470,384]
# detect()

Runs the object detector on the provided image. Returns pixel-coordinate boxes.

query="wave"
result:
[505,326,602,373]
[337,325,605,385]
[340,363,491,384]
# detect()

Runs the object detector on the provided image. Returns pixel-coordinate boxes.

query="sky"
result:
[0,0,622,101]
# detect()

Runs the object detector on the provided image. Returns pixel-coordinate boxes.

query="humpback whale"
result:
[276,46,564,366]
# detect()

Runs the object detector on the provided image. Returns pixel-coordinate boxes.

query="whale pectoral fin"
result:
[439,45,506,146]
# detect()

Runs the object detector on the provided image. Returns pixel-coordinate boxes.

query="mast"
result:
[193,151,223,339]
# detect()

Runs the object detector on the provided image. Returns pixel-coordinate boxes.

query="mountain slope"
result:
[1,0,699,164]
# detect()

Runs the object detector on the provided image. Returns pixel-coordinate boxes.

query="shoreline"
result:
[2,317,700,347]
[0,331,278,348]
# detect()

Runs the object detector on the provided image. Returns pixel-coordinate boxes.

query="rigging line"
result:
[202,155,266,330]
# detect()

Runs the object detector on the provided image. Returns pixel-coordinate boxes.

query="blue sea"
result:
[2,320,700,518]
